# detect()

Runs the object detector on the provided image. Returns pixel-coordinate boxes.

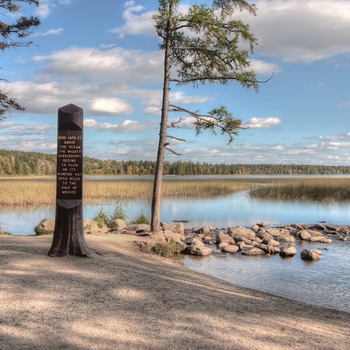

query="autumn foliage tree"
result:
[151,0,260,231]
[0,0,40,121]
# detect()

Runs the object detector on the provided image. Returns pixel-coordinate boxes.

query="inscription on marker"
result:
[56,132,83,199]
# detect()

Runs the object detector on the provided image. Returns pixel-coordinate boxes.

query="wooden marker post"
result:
[48,104,90,257]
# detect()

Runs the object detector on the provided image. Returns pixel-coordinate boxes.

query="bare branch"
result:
[165,147,182,156]
[167,135,186,142]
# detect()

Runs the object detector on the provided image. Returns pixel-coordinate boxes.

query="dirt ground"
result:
[0,234,349,350]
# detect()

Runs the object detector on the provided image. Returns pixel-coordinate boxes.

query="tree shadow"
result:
[1,235,349,350]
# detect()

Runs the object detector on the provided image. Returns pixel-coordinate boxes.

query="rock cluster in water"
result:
[36,218,349,261]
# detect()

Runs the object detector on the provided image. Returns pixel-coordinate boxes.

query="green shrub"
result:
[151,239,183,258]
[130,212,150,225]
[93,209,109,228]
[0,226,11,235]
[111,203,127,221]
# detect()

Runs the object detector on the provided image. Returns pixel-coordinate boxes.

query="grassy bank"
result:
[250,177,350,202]
[0,178,254,205]
[2,177,350,206]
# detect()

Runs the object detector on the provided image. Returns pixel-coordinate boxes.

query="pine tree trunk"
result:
[151,3,173,232]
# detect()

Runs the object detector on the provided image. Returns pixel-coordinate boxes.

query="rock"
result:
[255,229,274,241]
[266,228,290,238]
[262,238,280,247]
[229,226,256,241]
[241,247,266,256]
[35,218,55,235]
[170,222,185,235]
[109,219,127,231]
[222,245,239,254]
[256,244,280,255]
[218,242,229,249]
[216,231,235,245]
[279,244,297,258]
[308,236,332,243]
[124,224,150,233]
[163,230,185,247]
[160,222,171,231]
[251,224,260,231]
[187,238,212,256]
[280,234,296,243]
[193,226,210,235]
[297,229,312,240]
[256,222,270,228]
[301,249,322,261]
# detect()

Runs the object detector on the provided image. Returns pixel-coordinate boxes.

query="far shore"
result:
[1,234,349,350]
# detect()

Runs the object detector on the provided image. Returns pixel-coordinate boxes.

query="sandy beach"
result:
[1,233,349,350]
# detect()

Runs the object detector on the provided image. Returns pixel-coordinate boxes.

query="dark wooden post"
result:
[48,104,90,257]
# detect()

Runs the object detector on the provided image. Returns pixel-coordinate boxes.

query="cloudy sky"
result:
[1,0,350,165]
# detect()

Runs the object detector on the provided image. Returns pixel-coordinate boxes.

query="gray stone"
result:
[216,231,235,245]
[241,247,266,256]
[35,218,55,235]
[279,244,297,258]
[301,249,322,261]
[308,236,332,243]
[109,219,127,231]
[229,226,256,241]
[222,244,239,254]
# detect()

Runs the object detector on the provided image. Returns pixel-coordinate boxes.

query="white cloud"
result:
[250,0,350,62]
[85,119,148,133]
[34,0,72,19]
[111,1,156,38]
[243,117,281,128]
[143,106,160,115]
[33,47,163,84]
[170,91,214,104]
[33,28,64,37]
[89,98,133,116]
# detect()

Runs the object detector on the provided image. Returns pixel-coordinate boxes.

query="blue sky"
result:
[1,0,350,165]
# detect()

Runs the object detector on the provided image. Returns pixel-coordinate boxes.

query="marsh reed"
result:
[0,178,254,205]
[250,178,350,202]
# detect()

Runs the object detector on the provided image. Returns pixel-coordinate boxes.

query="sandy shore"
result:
[1,234,349,350]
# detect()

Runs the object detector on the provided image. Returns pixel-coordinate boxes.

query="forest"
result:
[1,149,350,176]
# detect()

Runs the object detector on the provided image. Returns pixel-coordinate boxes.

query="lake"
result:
[0,176,349,313]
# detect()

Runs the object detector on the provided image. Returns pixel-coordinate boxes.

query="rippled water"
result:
[181,239,350,313]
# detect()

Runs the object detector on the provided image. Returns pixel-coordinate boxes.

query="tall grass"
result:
[250,178,350,202]
[0,178,253,205]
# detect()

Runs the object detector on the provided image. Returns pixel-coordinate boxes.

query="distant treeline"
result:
[1,149,350,176]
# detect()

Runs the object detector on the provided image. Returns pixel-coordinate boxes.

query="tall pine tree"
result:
[151,0,261,231]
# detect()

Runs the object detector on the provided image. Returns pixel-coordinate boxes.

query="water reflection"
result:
[2,190,350,235]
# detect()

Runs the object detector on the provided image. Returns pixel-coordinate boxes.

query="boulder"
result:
[262,238,280,247]
[170,222,185,235]
[308,236,332,243]
[222,244,239,254]
[255,244,280,255]
[241,247,266,256]
[216,231,235,245]
[163,230,186,247]
[109,219,127,231]
[266,228,290,238]
[280,234,296,243]
[124,224,150,233]
[228,226,256,241]
[193,226,210,235]
[255,229,274,241]
[187,238,212,256]
[296,229,312,240]
[279,244,297,258]
[35,218,55,235]
[301,249,322,261]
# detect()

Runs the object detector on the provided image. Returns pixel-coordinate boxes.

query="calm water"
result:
[0,178,349,313]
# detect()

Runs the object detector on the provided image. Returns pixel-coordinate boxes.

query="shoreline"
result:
[1,234,349,350]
